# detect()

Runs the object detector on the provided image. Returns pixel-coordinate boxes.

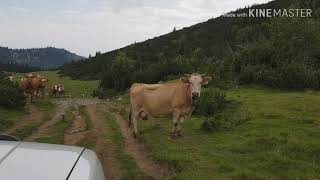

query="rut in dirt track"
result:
[5,105,43,135]
[25,104,66,142]
[25,98,100,142]
[87,104,122,180]
[63,108,88,145]
[105,104,174,178]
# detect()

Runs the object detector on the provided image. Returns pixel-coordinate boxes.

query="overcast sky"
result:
[0,0,271,57]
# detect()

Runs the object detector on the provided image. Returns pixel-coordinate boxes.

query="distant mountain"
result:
[0,47,84,69]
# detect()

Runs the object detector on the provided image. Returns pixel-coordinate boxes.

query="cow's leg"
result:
[30,92,33,103]
[172,111,180,137]
[128,106,132,126]
[177,116,185,136]
[132,111,140,138]
[41,88,45,99]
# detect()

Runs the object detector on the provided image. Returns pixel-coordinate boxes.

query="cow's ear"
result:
[180,77,190,84]
[201,75,212,85]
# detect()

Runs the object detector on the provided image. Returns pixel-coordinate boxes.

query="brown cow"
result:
[21,74,49,101]
[58,85,65,97]
[21,76,36,103]
[129,73,212,137]
[35,75,49,98]
[51,85,59,97]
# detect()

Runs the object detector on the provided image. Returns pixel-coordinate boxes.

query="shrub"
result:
[92,88,119,99]
[0,74,26,108]
[201,113,244,132]
[194,88,228,116]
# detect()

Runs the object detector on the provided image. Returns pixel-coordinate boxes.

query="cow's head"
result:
[40,78,48,85]
[180,73,212,99]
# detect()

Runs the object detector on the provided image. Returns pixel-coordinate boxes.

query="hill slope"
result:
[61,0,320,90]
[0,47,84,69]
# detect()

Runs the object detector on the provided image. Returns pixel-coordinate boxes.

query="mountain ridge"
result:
[0,46,84,69]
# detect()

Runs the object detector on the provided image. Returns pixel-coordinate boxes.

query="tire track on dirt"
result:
[25,104,66,142]
[87,104,122,180]
[64,109,88,145]
[105,104,174,179]
[25,98,99,142]
[6,105,43,135]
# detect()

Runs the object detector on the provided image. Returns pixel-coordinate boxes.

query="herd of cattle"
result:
[19,73,65,102]
[9,72,212,137]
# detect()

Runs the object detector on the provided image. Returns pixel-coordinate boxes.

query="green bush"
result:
[92,88,119,99]
[0,73,26,108]
[201,113,244,132]
[194,88,228,116]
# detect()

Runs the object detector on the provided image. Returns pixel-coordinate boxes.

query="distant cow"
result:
[8,76,14,81]
[21,73,49,102]
[58,85,65,97]
[52,84,65,97]
[21,75,36,103]
[129,73,212,137]
[33,75,49,98]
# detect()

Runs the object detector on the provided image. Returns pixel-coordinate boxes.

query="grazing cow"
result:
[129,73,212,137]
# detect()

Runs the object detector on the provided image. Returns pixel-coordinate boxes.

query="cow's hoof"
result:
[177,131,183,137]
[133,132,139,138]
[170,132,178,139]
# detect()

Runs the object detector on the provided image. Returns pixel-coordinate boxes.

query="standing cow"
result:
[21,74,37,103]
[33,75,49,98]
[21,74,49,102]
[129,73,212,137]
[51,84,65,97]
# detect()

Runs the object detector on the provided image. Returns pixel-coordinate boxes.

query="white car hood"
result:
[0,141,84,180]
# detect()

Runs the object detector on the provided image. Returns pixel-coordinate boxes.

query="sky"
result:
[0,0,271,57]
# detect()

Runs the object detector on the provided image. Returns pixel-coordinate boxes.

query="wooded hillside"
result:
[61,0,320,91]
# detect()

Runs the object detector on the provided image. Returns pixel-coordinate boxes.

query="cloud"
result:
[8,6,30,13]
[58,8,86,15]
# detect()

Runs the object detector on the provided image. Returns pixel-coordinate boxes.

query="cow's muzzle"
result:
[192,92,200,100]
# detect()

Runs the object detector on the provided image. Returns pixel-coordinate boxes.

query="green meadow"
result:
[118,87,320,179]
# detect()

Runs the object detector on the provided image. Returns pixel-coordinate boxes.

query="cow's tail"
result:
[128,105,132,127]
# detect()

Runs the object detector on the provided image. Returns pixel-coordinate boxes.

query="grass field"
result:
[118,86,320,179]
[3,70,320,179]
[0,107,26,132]
[12,71,99,97]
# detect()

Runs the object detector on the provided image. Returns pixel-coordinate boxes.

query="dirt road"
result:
[7,98,173,179]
